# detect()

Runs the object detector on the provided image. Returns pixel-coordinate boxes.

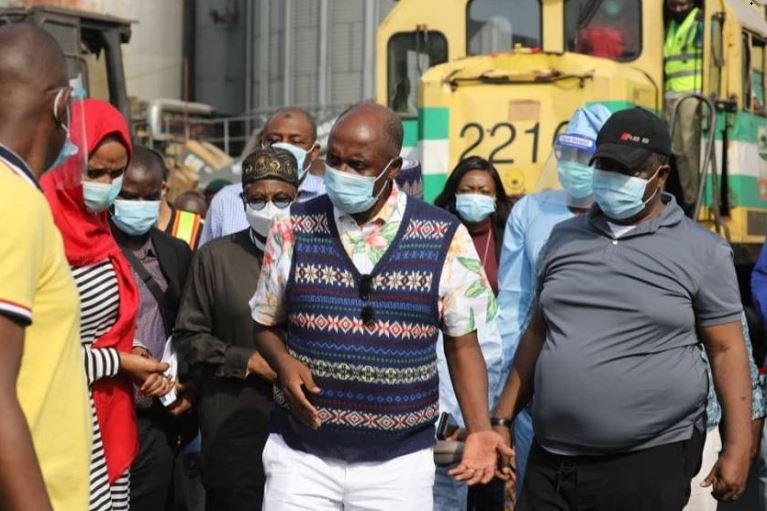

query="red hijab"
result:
[41,99,138,484]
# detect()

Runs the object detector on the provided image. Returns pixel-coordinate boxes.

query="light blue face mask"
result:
[324,159,393,214]
[83,175,123,213]
[48,88,80,170]
[271,142,310,173]
[558,161,594,199]
[455,193,496,224]
[111,199,161,236]
[50,136,79,170]
[592,168,660,220]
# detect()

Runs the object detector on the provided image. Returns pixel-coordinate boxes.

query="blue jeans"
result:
[514,407,534,500]
[433,465,468,511]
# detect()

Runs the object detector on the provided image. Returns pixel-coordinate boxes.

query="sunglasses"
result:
[245,198,292,210]
[359,275,375,326]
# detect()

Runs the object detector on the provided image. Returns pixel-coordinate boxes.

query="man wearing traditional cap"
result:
[494,107,753,510]
[199,107,321,246]
[174,146,300,510]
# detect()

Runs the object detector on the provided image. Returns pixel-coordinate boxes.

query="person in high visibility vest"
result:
[165,207,204,251]
[663,0,703,213]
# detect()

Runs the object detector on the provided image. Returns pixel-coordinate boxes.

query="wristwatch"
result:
[490,416,513,429]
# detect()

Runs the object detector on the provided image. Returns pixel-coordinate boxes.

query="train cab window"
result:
[752,38,766,116]
[744,34,754,112]
[564,0,642,61]
[387,31,448,116]
[467,0,541,55]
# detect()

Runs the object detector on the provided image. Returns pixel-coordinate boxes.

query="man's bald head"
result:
[265,107,317,142]
[333,102,403,159]
[0,24,69,175]
[0,24,68,98]
[127,146,166,186]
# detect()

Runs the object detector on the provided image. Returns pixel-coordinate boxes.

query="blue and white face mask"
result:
[324,159,394,215]
[455,193,496,224]
[271,142,309,173]
[83,175,123,213]
[49,87,80,170]
[592,167,660,220]
[558,162,594,199]
[111,199,161,236]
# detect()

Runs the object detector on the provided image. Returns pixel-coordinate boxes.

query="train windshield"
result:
[564,0,642,61]
[467,0,541,55]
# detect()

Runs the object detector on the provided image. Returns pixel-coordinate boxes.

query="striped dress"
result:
[72,261,130,511]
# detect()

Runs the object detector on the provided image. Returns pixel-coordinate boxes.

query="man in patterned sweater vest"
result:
[250,103,511,509]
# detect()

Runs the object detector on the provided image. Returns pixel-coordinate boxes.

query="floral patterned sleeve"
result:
[439,224,498,338]
[249,215,296,326]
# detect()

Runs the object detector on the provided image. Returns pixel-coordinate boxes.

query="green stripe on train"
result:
[402,118,419,148]
[420,108,450,140]
[713,111,767,143]
[424,173,447,203]
[702,174,767,209]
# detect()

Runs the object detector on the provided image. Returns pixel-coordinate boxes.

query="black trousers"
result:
[467,478,506,511]
[519,430,705,511]
[131,412,177,511]
[202,407,270,511]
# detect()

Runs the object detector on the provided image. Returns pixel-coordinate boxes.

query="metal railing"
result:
[669,93,729,240]
[139,99,351,158]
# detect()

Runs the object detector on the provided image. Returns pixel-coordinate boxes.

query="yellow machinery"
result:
[376,0,767,270]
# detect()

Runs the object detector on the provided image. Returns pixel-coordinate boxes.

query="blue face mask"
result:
[83,175,123,213]
[50,137,79,170]
[49,89,80,171]
[558,161,594,199]
[455,193,496,223]
[111,199,161,236]
[324,160,393,214]
[592,168,660,220]
[271,142,310,173]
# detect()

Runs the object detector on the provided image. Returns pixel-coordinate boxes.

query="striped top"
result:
[72,261,129,511]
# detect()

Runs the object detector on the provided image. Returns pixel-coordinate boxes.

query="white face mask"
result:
[245,201,290,249]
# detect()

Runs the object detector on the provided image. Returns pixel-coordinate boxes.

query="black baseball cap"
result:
[589,107,671,173]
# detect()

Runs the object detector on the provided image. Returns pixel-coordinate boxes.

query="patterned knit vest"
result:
[272,195,460,462]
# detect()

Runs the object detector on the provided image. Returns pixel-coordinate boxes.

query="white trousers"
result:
[261,433,435,511]
[685,429,721,511]
[685,428,763,511]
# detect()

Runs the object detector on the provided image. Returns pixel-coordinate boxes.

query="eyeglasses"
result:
[359,274,374,326]
[244,198,292,210]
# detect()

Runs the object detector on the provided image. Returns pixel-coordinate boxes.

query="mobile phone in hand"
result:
[436,412,459,440]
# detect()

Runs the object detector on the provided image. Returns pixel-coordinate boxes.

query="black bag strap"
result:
[121,247,173,335]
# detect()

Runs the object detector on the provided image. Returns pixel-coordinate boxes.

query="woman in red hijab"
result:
[42,99,172,511]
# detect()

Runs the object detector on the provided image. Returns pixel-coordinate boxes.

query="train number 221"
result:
[458,122,540,165]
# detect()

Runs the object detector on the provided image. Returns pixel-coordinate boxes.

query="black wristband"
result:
[490,416,513,429]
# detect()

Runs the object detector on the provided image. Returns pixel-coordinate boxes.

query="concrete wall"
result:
[194,0,396,119]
